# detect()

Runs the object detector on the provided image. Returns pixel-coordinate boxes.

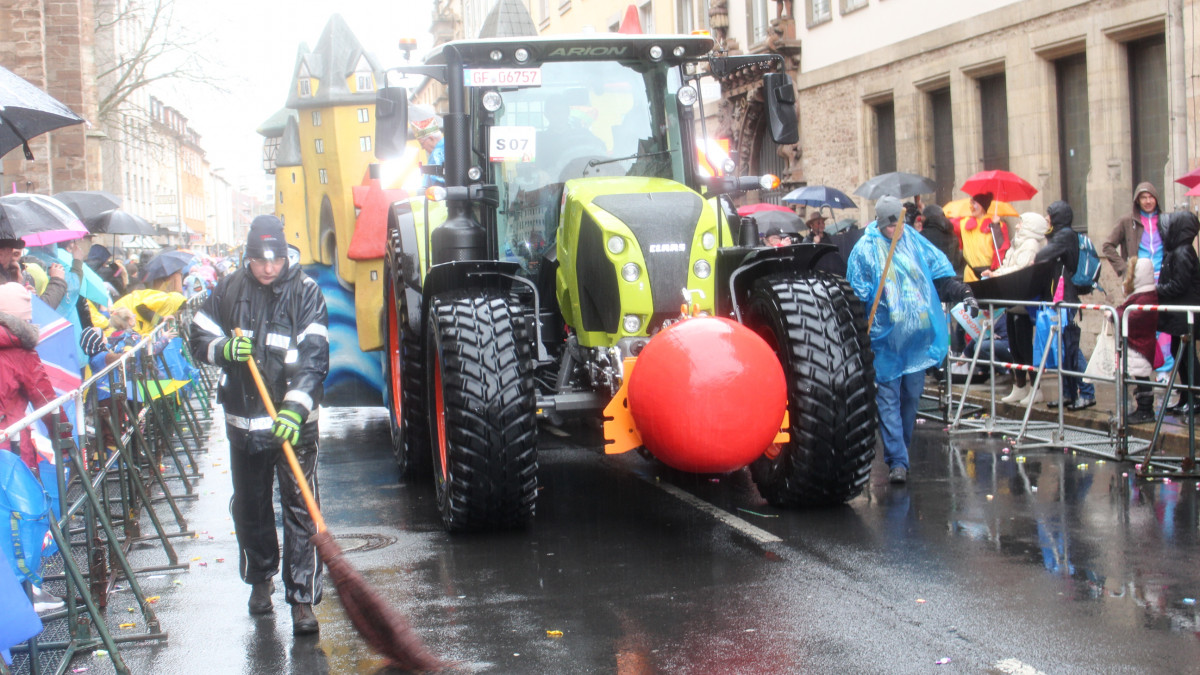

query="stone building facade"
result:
[0,0,102,193]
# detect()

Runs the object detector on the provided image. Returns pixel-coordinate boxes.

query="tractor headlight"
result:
[607,235,626,255]
[482,91,503,112]
[673,46,687,58]
[693,260,711,279]
[649,45,663,60]
[621,262,641,282]
[489,50,503,61]
[677,85,698,107]
[701,232,716,250]
[467,166,483,181]
[623,314,642,333]
[514,48,530,63]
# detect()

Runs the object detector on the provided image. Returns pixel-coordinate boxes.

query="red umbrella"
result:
[737,203,794,216]
[960,170,1038,203]
[1177,167,1200,189]
[1186,183,1200,197]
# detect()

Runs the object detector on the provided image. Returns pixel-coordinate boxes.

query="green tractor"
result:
[375,34,877,531]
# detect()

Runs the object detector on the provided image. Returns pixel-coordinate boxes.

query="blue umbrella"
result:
[782,185,857,209]
[141,250,195,283]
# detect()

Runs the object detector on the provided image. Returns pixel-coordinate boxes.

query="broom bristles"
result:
[313,531,445,671]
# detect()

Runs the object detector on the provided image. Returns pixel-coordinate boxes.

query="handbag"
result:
[1032,306,1064,369]
[1083,321,1117,385]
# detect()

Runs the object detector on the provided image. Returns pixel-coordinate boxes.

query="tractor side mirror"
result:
[375,87,410,160]
[763,72,798,145]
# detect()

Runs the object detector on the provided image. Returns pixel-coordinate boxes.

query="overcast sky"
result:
[159,0,436,197]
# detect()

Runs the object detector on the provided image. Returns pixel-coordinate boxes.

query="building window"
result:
[279,191,283,204]
[1129,34,1167,195]
[676,0,692,33]
[1056,53,1090,232]
[747,0,768,44]
[360,136,372,152]
[540,0,549,23]
[312,111,322,126]
[873,100,897,174]
[841,0,866,13]
[319,168,328,184]
[808,0,831,26]
[639,0,654,33]
[930,88,955,205]
[357,107,369,123]
[291,171,297,184]
[315,138,324,154]
[979,73,1009,171]
[299,79,312,97]
[356,74,374,92]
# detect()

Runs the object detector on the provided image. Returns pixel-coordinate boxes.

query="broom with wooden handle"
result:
[235,328,443,670]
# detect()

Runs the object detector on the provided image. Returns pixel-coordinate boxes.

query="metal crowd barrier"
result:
[937,298,1188,474]
[0,293,218,675]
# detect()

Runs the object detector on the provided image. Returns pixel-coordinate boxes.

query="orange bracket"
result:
[603,357,642,455]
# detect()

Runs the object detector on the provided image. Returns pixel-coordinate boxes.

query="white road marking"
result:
[992,658,1047,675]
[650,481,783,544]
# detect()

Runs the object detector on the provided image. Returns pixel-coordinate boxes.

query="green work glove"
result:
[272,408,303,446]
[223,335,253,362]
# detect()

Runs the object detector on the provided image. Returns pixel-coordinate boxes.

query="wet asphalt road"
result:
[89,407,1200,674]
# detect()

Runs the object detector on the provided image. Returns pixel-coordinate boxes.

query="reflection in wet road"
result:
[111,408,1200,674]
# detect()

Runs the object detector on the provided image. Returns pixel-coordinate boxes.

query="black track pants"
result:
[229,429,322,605]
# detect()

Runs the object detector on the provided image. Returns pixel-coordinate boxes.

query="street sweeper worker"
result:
[188,215,329,635]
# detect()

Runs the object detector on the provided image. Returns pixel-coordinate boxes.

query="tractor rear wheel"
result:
[384,272,430,481]
[426,290,538,531]
[746,273,877,506]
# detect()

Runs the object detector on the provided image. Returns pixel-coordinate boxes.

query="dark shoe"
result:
[888,466,908,484]
[1066,398,1096,411]
[1167,399,1194,414]
[1046,399,1074,409]
[1126,409,1157,425]
[248,580,275,615]
[292,603,319,635]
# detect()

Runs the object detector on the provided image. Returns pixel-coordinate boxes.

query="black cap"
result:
[245,215,287,261]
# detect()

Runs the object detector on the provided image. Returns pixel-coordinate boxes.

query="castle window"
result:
[357,108,369,123]
[360,136,372,152]
[300,79,312,97]
[319,168,328,184]
[315,139,325,154]
[312,111,322,126]
[356,74,374,92]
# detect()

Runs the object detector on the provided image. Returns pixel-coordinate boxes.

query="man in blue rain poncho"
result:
[847,196,977,484]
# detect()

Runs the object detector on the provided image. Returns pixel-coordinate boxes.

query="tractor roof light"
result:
[701,231,715,250]
[673,45,687,57]
[425,186,447,202]
[621,262,641,282]
[623,314,643,334]
[759,174,781,191]
[467,166,483,181]
[649,45,663,60]
[514,48,530,63]
[482,90,503,112]
[489,49,503,61]
[693,259,711,279]
[677,85,698,107]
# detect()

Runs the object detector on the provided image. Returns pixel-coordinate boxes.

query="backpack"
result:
[1071,233,1102,293]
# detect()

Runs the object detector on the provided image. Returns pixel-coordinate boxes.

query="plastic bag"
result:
[1033,306,1065,370]
[1083,321,1116,385]
[0,451,52,585]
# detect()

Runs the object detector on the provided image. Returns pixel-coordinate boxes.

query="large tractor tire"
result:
[746,272,877,506]
[426,290,538,531]
[384,273,430,481]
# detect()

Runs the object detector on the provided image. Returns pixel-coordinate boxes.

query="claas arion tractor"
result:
[374,34,876,531]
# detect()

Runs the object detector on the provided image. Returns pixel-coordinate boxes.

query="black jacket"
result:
[921,205,964,275]
[189,262,329,440]
[1033,200,1081,304]
[1156,211,1200,336]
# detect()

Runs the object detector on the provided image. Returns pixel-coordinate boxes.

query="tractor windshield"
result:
[479,60,687,275]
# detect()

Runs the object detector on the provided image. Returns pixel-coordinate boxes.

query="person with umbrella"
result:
[847,196,978,484]
[959,192,1011,283]
[0,213,67,310]
[187,216,329,635]
[803,211,829,244]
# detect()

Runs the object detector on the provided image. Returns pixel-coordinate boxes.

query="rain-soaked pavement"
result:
[77,407,1200,674]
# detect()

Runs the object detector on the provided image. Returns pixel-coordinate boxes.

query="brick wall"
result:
[0,0,99,194]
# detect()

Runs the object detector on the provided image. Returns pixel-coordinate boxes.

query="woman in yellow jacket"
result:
[112,289,186,335]
[958,193,1011,283]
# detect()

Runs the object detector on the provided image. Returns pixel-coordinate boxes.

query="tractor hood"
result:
[555,177,721,347]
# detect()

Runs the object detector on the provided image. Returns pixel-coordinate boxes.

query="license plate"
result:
[465,68,542,87]
[489,126,537,162]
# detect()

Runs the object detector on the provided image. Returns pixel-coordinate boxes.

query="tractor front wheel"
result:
[746,273,877,506]
[426,290,538,531]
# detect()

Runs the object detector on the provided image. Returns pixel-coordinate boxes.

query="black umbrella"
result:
[782,185,857,209]
[853,172,936,200]
[85,209,155,236]
[0,65,86,160]
[744,209,802,234]
[141,250,195,283]
[54,190,122,220]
